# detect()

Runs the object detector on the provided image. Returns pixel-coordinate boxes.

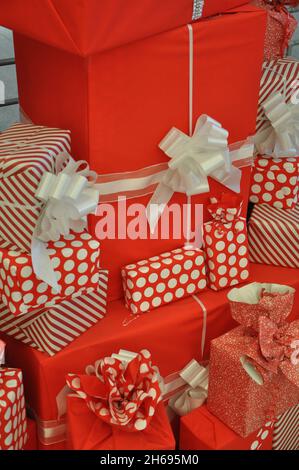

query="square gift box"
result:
[0,232,100,316]
[0,368,28,450]
[249,156,299,209]
[248,203,299,269]
[122,247,207,314]
[0,123,71,253]
[179,404,274,450]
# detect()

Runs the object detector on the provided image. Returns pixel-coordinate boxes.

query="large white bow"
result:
[168,359,209,417]
[255,92,299,157]
[147,115,247,233]
[31,154,100,290]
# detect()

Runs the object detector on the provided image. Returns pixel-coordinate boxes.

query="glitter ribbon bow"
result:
[254,92,299,156]
[66,349,162,431]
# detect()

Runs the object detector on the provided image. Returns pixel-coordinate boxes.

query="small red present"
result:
[250,156,299,209]
[0,367,28,450]
[122,247,206,314]
[208,282,299,437]
[203,194,250,291]
[180,404,275,450]
[66,350,175,450]
[0,232,100,316]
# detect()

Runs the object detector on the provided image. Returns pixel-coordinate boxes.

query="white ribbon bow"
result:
[168,359,209,416]
[254,92,299,157]
[147,115,244,233]
[31,154,100,290]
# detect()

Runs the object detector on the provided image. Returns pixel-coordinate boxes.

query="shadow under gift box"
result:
[2,262,299,449]
[10,5,267,301]
[0,0,250,56]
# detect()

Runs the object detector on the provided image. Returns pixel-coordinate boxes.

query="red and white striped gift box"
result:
[248,204,299,269]
[0,123,71,252]
[273,404,299,450]
[0,232,100,316]
[257,58,299,135]
[0,270,109,356]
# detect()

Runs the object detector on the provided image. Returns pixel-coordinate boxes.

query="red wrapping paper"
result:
[10,6,266,301]
[67,398,175,450]
[179,404,275,450]
[0,232,100,316]
[122,247,207,314]
[0,0,250,55]
[250,156,299,209]
[2,263,299,448]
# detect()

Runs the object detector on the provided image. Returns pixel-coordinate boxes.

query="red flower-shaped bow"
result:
[208,193,243,225]
[66,349,162,431]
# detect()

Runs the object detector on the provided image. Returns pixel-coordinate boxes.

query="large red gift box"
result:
[0,232,100,316]
[0,0,250,55]
[67,397,175,450]
[6,6,266,301]
[24,418,37,450]
[2,263,299,448]
[0,368,28,450]
[179,404,275,450]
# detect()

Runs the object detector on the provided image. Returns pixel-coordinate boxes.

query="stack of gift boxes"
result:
[0,0,298,451]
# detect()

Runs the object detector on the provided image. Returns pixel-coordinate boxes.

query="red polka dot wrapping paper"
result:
[0,368,28,450]
[0,232,100,316]
[249,156,299,209]
[203,218,250,291]
[0,123,71,253]
[121,247,207,314]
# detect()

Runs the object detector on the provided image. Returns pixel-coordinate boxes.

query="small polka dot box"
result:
[249,157,299,210]
[0,368,28,450]
[0,123,71,253]
[179,404,274,450]
[121,247,207,314]
[0,232,100,316]
[203,217,250,291]
[248,204,299,269]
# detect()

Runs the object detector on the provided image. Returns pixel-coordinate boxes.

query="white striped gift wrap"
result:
[273,404,299,450]
[0,270,108,356]
[248,204,299,269]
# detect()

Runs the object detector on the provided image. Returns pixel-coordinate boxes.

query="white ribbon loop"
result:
[168,359,209,417]
[254,92,299,156]
[147,114,245,233]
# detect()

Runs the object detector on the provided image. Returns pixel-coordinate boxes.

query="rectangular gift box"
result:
[122,247,207,314]
[2,262,299,448]
[207,325,299,438]
[179,405,275,450]
[0,232,100,316]
[0,368,28,450]
[249,156,299,209]
[0,270,109,356]
[0,0,249,55]
[67,397,175,450]
[0,123,71,252]
[248,204,299,269]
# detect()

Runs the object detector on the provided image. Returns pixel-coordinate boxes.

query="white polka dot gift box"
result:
[248,203,299,269]
[121,247,207,314]
[0,232,100,316]
[0,270,109,356]
[0,123,71,253]
[0,368,28,450]
[203,194,250,291]
[249,157,299,210]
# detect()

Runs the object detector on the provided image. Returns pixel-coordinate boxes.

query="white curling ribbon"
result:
[146,115,243,233]
[168,359,209,417]
[254,92,299,157]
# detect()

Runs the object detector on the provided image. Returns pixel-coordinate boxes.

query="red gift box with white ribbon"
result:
[0,232,100,316]
[122,247,207,314]
[203,194,250,291]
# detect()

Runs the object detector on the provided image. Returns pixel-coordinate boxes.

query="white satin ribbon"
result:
[146,115,251,233]
[254,92,299,157]
[31,153,100,290]
[168,359,209,416]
